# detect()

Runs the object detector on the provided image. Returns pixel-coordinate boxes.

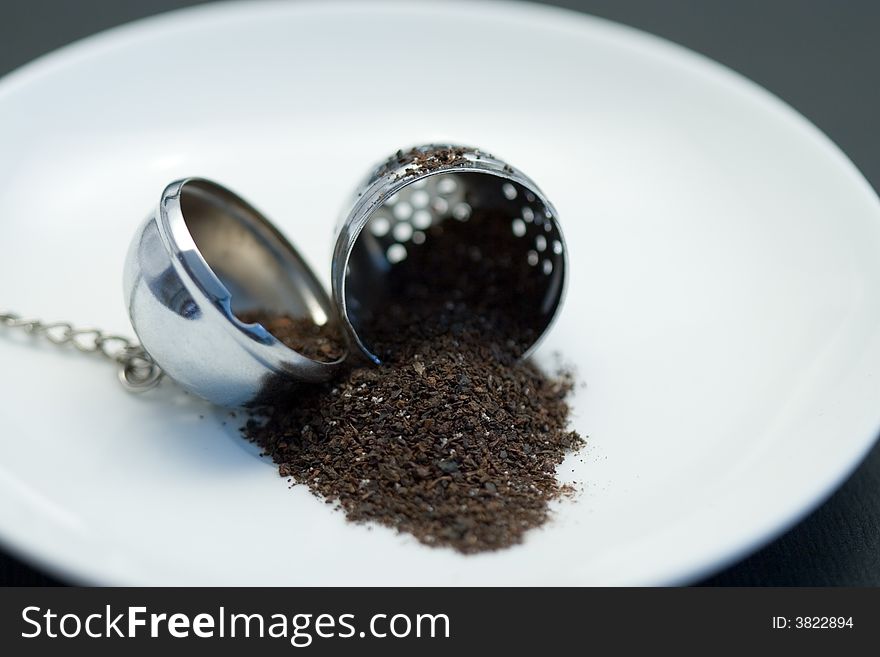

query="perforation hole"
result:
[393,202,413,221]
[412,210,432,230]
[452,202,471,221]
[437,177,457,195]
[370,216,391,237]
[393,222,413,242]
[387,243,407,263]
[410,189,430,208]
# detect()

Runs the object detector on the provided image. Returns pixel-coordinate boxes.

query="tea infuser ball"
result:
[124,178,347,407]
[332,144,568,364]
[124,148,565,405]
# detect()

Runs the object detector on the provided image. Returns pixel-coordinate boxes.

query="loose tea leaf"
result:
[242,209,582,553]
[236,312,346,363]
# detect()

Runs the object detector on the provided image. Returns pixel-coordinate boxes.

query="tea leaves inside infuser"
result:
[344,171,565,361]
[240,170,581,554]
[236,311,346,363]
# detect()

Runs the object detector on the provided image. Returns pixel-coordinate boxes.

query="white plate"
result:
[1,0,879,586]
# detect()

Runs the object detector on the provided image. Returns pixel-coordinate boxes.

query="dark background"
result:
[1,0,878,586]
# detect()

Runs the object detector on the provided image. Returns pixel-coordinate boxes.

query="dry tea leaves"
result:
[236,311,346,362]
[359,209,550,365]
[242,208,582,553]
[245,335,580,552]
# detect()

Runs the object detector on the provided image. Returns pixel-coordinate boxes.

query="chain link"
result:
[0,311,163,392]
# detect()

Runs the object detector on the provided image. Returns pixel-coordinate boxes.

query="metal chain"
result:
[0,311,163,392]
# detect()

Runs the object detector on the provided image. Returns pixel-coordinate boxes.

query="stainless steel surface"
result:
[332,144,568,364]
[0,311,162,391]
[124,178,346,407]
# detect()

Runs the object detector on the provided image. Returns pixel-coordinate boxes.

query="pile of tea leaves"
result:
[242,211,582,553]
